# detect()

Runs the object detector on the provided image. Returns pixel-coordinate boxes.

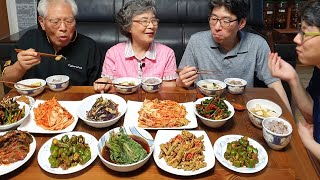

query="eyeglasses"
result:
[46,17,75,28]
[298,28,320,43]
[132,18,159,27]
[208,16,238,28]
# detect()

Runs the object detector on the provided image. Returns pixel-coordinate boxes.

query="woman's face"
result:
[130,10,158,46]
[294,21,320,67]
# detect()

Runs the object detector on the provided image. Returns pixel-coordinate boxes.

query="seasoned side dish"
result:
[48,135,91,170]
[0,130,33,165]
[34,97,74,130]
[87,97,119,121]
[224,136,259,168]
[0,97,25,125]
[196,96,231,120]
[103,127,148,164]
[138,99,189,128]
[158,130,207,171]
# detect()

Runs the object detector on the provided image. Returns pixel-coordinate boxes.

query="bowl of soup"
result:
[14,79,46,97]
[246,99,282,128]
[97,126,154,172]
[113,77,141,94]
[196,79,226,97]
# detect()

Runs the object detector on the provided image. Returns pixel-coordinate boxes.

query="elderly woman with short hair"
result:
[94,0,178,92]
[268,1,320,160]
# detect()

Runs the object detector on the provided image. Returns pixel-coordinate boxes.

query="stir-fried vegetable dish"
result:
[104,127,147,164]
[48,135,91,170]
[0,97,25,125]
[224,136,259,168]
[87,97,119,121]
[196,96,231,120]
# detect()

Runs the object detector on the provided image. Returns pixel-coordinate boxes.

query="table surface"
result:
[1,86,318,179]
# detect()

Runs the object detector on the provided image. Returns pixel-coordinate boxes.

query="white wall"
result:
[6,0,37,35]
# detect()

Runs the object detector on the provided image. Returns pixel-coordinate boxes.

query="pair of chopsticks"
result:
[0,80,41,88]
[176,68,216,75]
[14,48,67,61]
[94,81,135,87]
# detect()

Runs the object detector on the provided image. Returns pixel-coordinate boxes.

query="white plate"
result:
[153,130,215,176]
[123,100,198,129]
[0,131,36,176]
[18,100,79,134]
[37,131,98,174]
[213,135,268,173]
[13,95,35,109]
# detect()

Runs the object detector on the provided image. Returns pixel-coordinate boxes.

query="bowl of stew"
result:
[142,77,162,93]
[97,126,154,172]
[224,78,247,94]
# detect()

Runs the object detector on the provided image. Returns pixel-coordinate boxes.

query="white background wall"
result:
[6,0,37,35]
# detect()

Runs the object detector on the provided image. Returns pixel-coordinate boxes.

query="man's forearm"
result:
[2,62,27,83]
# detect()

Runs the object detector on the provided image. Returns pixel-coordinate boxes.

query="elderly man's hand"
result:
[177,66,198,88]
[94,77,112,93]
[17,48,41,70]
[268,52,298,83]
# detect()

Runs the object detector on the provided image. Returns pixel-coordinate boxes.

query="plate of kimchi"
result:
[123,99,197,129]
[18,98,79,133]
[0,130,36,176]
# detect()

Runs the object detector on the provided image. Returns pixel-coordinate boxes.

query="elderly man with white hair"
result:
[2,0,102,86]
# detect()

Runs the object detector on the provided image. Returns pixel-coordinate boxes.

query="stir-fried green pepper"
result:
[224,136,259,168]
[0,97,25,125]
[196,95,231,120]
[48,135,91,170]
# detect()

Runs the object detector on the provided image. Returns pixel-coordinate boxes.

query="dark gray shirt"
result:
[179,30,278,87]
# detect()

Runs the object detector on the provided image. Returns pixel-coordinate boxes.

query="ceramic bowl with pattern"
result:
[246,99,282,129]
[196,79,226,97]
[113,77,141,94]
[141,77,162,93]
[262,117,293,150]
[46,75,70,91]
[97,126,154,172]
[224,78,247,94]
[14,79,46,97]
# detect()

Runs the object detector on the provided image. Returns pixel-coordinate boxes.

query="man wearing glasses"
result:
[2,0,102,86]
[269,1,320,160]
[177,0,291,111]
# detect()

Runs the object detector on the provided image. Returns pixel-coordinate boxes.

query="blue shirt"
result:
[306,67,320,143]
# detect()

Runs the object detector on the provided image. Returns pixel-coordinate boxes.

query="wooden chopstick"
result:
[0,80,41,88]
[94,81,136,87]
[14,48,66,61]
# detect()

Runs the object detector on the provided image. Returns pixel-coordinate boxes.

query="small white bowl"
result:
[262,117,293,150]
[98,126,154,172]
[46,75,69,91]
[196,79,226,97]
[224,78,247,94]
[246,99,282,129]
[77,94,127,128]
[14,79,46,97]
[194,97,235,128]
[0,101,30,131]
[113,77,141,94]
[141,77,162,93]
